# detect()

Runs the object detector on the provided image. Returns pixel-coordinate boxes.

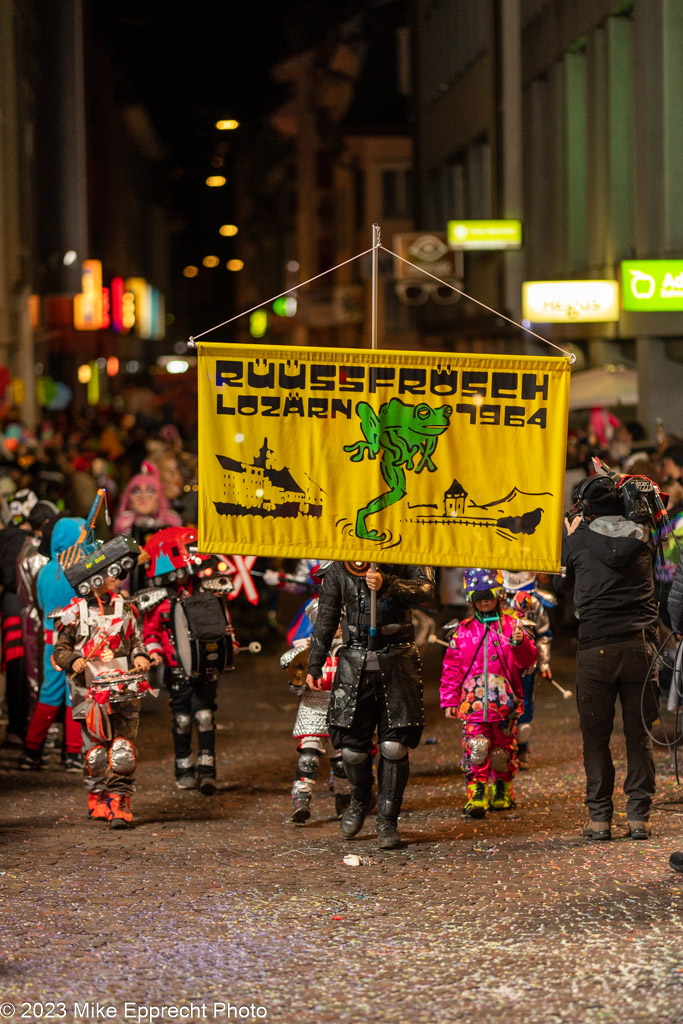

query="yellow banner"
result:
[198,344,570,570]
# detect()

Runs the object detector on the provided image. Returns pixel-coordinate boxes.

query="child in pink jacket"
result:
[440,568,537,817]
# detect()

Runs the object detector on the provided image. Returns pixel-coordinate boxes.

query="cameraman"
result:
[667,564,683,873]
[558,475,659,841]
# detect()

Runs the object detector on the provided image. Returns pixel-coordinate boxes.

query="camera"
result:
[592,457,668,524]
[617,474,666,523]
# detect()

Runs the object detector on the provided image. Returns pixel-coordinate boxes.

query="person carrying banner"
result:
[305,561,434,850]
[440,569,537,818]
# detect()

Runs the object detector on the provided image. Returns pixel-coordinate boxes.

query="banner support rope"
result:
[188,248,374,346]
[381,245,576,362]
[369,224,381,643]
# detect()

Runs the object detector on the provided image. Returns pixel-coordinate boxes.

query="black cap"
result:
[582,477,622,517]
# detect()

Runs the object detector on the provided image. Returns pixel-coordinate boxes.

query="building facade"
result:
[411,0,683,437]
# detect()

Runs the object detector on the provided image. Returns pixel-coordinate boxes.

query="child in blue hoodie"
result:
[19,517,86,773]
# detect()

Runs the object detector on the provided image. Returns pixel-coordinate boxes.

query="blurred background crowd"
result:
[1,399,682,758]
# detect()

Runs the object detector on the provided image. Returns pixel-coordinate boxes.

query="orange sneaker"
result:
[87,792,110,820]
[107,794,133,829]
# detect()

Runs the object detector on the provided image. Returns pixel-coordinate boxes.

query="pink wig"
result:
[114,461,180,534]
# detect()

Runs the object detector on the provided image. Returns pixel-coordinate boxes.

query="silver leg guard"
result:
[490,746,512,774]
[467,736,490,766]
[173,712,192,734]
[109,737,136,775]
[194,709,214,732]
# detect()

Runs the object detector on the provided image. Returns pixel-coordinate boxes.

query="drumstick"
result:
[547,677,573,700]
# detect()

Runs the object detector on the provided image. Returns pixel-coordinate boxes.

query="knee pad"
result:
[341,747,370,766]
[517,722,532,745]
[297,749,320,778]
[85,744,108,778]
[467,736,490,766]
[194,709,214,732]
[329,755,346,779]
[379,740,409,761]
[490,746,511,773]
[109,737,136,775]
[173,712,192,735]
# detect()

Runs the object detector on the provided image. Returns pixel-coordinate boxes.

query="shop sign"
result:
[621,259,683,311]
[522,280,619,323]
[447,220,522,250]
[73,260,165,338]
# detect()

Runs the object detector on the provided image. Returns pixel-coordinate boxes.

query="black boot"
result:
[340,749,373,838]
[376,754,410,850]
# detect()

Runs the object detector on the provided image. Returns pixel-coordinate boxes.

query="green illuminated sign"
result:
[249,310,268,338]
[447,219,522,250]
[621,259,683,311]
[272,297,297,317]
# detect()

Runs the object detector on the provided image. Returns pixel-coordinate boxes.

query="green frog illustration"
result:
[343,398,452,541]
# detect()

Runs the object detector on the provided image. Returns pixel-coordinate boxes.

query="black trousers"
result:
[576,638,659,822]
[329,670,423,754]
[165,670,218,776]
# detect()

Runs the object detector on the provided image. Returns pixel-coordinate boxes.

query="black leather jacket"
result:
[668,558,683,633]
[308,562,434,730]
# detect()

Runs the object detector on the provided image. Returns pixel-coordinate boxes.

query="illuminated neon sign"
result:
[621,260,683,311]
[73,262,164,337]
[522,280,620,323]
[447,219,522,250]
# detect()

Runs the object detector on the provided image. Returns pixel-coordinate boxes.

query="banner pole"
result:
[370,224,380,647]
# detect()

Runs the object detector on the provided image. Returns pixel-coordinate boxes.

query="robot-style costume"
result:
[501,570,554,766]
[281,571,349,823]
[52,526,153,829]
[440,569,537,817]
[20,517,85,770]
[140,526,237,794]
[308,561,434,850]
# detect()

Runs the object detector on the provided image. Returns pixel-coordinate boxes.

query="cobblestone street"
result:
[1,634,682,1024]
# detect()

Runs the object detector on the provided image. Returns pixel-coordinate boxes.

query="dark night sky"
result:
[87,2,376,167]
[85,1,391,332]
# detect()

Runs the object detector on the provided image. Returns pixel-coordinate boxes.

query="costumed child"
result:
[140,526,238,794]
[52,515,154,829]
[280,561,349,823]
[440,568,536,818]
[500,570,555,767]
[19,514,86,771]
[114,462,181,592]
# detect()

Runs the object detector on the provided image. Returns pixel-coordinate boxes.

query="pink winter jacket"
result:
[439,611,537,722]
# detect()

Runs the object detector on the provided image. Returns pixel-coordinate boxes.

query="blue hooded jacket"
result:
[35,517,86,705]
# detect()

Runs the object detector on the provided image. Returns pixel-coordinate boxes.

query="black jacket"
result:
[308,562,434,730]
[558,515,657,649]
[668,559,683,633]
